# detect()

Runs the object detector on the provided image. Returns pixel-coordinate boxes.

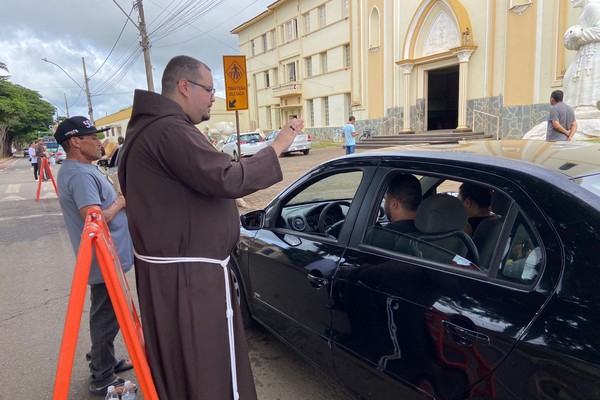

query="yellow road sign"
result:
[223,55,248,111]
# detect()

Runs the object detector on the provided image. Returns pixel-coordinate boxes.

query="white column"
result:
[454,49,474,131]
[401,64,414,133]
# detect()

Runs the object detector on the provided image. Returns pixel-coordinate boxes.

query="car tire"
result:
[230,262,254,328]
[303,149,310,155]
[233,151,240,162]
[281,152,290,157]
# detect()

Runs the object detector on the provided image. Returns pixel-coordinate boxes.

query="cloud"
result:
[0,0,271,119]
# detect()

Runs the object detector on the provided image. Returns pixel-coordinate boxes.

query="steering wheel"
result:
[318,201,352,234]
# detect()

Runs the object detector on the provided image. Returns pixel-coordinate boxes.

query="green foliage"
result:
[97,132,106,140]
[0,79,55,143]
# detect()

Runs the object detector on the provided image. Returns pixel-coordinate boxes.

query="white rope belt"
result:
[134,250,240,400]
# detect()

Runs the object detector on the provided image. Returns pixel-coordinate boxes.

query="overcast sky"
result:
[0,0,272,121]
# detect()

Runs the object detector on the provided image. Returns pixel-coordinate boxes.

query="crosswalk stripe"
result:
[0,195,26,202]
[6,184,20,193]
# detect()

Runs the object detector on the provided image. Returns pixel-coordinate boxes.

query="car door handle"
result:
[442,320,491,346]
[307,273,329,289]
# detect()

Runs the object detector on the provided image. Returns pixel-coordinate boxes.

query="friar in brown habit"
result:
[118,55,303,399]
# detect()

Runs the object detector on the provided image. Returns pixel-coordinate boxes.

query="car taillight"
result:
[307,135,311,142]
[240,141,248,145]
[259,138,265,142]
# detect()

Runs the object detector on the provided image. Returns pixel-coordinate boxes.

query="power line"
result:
[89,4,136,79]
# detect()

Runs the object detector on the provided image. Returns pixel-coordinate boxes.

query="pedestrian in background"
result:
[28,141,38,180]
[54,116,136,397]
[546,90,577,141]
[118,55,300,400]
[35,138,48,181]
[343,116,359,154]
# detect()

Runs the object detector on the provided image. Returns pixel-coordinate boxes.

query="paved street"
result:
[0,148,357,400]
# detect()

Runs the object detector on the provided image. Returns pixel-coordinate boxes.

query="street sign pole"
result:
[223,55,249,162]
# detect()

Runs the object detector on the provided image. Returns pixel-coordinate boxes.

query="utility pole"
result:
[136,0,155,92]
[111,0,155,91]
[64,93,70,118]
[81,57,94,123]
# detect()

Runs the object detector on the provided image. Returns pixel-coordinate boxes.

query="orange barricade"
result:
[36,157,58,202]
[52,206,158,400]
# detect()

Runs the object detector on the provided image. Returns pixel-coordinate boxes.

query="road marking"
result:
[6,184,20,193]
[0,195,26,202]
[0,212,63,222]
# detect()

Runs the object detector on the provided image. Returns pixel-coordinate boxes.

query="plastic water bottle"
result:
[105,385,118,400]
[121,380,136,400]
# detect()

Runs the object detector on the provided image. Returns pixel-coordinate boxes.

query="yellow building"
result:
[232,0,580,139]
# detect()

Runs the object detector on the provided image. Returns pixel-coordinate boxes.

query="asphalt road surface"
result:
[0,148,359,400]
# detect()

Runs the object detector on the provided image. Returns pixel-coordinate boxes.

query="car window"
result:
[240,134,261,142]
[496,213,543,285]
[275,170,363,239]
[267,130,278,140]
[288,171,362,205]
[362,172,544,282]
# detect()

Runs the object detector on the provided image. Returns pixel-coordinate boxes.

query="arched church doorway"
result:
[426,65,459,131]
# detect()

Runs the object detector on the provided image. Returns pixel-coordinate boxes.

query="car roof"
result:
[354,140,600,179]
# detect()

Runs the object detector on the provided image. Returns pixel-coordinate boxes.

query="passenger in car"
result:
[458,182,495,236]
[364,173,422,250]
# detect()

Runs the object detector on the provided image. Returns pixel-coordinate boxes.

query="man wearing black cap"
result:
[54,116,136,396]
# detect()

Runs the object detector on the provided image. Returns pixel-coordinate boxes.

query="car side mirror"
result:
[240,210,266,230]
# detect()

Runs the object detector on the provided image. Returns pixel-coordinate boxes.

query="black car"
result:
[232,140,600,400]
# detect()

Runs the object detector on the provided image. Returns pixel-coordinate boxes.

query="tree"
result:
[0,74,55,157]
[0,62,9,81]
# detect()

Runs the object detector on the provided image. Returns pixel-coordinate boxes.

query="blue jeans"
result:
[345,144,356,155]
[89,283,120,386]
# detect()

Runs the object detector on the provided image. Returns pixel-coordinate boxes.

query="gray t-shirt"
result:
[546,102,576,142]
[57,159,133,285]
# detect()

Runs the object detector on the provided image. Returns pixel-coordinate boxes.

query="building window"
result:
[369,7,381,49]
[323,97,330,126]
[303,13,311,34]
[320,52,328,74]
[344,44,351,67]
[284,18,298,42]
[262,34,268,52]
[265,71,270,88]
[318,5,326,28]
[251,39,256,56]
[305,57,312,78]
[287,62,297,82]
[342,0,349,17]
[307,99,314,126]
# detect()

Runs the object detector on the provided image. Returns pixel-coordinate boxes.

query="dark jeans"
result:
[89,283,120,386]
[31,162,38,180]
[345,144,356,155]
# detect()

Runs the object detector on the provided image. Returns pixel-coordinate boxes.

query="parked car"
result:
[221,132,267,161]
[265,129,311,156]
[54,145,66,164]
[231,140,600,400]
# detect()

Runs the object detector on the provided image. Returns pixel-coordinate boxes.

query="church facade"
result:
[231,0,579,139]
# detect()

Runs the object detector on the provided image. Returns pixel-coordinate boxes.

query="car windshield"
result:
[240,134,261,142]
[575,174,600,198]
[288,171,363,205]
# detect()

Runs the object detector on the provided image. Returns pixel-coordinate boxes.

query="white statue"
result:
[523,0,600,140]
[563,0,600,109]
